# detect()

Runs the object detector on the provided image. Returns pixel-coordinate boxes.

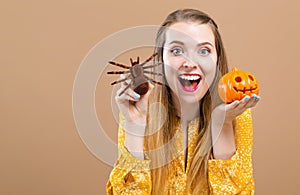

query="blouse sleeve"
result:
[106,113,152,195]
[208,109,255,194]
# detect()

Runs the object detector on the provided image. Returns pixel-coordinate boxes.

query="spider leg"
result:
[144,70,164,76]
[107,70,130,74]
[118,83,131,96]
[150,80,163,85]
[144,75,163,85]
[111,75,131,85]
[140,53,158,66]
[143,62,163,69]
[130,58,134,65]
[108,61,131,69]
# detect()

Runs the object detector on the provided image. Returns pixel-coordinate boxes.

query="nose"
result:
[182,60,197,70]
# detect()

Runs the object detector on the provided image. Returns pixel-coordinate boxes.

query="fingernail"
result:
[134,93,140,100]
[252,94,258,100]
[234,100,240,104]
[245,96,250,101]
[149,79,153,84]
[126,79,131,84]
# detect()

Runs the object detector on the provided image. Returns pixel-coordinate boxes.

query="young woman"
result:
[106,8,260,194]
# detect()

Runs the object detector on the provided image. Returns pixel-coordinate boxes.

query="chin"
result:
[181,91,207,103]
[173,86,208,105]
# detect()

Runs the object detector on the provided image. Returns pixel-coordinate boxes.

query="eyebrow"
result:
[168,40,214,47]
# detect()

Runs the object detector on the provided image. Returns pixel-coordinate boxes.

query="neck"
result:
[172,93,200,123]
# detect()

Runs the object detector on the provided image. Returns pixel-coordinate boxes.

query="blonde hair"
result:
[144,9,229,194]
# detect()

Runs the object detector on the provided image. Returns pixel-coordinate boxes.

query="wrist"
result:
[124,133,145,160]
[124,120,146,137]
[222,118,234,129]
[212,115,233,128]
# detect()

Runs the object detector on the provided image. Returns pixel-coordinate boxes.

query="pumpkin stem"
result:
[232,67,238,72]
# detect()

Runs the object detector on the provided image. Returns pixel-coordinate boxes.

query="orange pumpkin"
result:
[218,67,260,103]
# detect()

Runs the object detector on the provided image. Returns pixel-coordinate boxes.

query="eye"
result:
[199,48,210,56]
[235,76,242,82]
[248,75,254,81]
[170,48,183,56]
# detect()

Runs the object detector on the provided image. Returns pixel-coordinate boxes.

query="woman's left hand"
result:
[213,94,261,126]
[211,94,260,159]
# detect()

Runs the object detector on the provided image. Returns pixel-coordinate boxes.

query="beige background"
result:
[1,0,300,194]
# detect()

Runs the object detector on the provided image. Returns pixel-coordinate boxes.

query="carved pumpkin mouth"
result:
[233,85,258,94]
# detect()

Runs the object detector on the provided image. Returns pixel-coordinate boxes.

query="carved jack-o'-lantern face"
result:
[218,67,260,103]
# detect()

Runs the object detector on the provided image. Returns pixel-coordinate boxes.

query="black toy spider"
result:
[107,53,163,96]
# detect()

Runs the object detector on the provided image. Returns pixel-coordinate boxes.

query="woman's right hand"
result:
[115,74,154,136]
[115,75,154,159]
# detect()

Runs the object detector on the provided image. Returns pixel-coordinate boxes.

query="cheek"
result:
[163,64,177,88]
[198,57,217,85]
[205,66,217,84]
[163,52,182,69]
[162,52,182,87]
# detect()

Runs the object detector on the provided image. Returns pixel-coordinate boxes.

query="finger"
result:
[115,88,139,103]
[225,100,240,110]
[245,94,261,108]
[252,94,261,101]
[236,94,261,110]
[135,82,154,114]
[118,83,131,96]
[236,95,251,109]
[116,84,134,100]
[120,74,125,79]
[125,87,141,101]
[149,82,154,90]
[119,74,131,87]
[111,75,130,85]
[116,77,141,101]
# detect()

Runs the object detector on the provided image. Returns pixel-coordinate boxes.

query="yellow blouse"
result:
[106,109,255,194]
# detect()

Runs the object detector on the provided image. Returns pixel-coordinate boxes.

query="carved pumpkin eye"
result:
[248,75,254,81]
[235,76,242,82]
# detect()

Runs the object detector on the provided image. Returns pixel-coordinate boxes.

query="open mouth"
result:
[178,74,201,92]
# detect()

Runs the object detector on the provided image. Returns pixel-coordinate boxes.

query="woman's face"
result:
[163,22,218,104]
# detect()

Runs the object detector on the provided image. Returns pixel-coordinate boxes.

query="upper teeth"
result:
[179,75,200,80]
